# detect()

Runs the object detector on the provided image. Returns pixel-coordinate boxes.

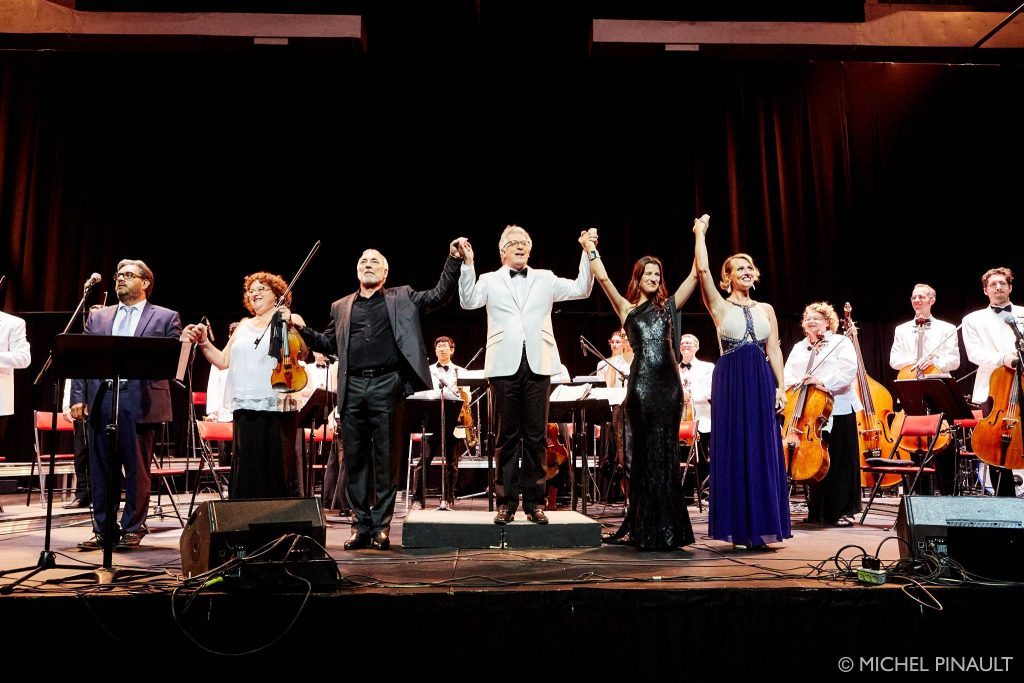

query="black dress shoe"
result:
[344,530,371,550]
[63,497,90,510]
[525,508,549,525]
[370,530,390,550]
[493,505,514,525]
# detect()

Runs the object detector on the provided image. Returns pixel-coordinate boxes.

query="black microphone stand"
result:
[579,335,627,384]
[0,281,100,593]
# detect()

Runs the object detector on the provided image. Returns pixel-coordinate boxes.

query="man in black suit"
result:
[296,240,465,550]
[70,259,182,550]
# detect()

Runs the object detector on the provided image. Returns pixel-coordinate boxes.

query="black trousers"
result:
[808,412,862,524]
[490,351,549,512]
[341,371,404,534]
[72,420,90,500]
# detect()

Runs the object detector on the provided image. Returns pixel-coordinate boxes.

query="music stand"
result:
[298,388,336,497]
[549,397,612,515]
[50,333,184,585]
[404,395,463,508]
[894,377,975,420]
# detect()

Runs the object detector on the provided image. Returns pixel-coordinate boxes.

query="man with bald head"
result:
[296,242,466,550]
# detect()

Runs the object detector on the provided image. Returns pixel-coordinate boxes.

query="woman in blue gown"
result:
[694,216,791,549]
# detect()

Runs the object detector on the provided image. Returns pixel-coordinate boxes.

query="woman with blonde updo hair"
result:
[695,216,791,550]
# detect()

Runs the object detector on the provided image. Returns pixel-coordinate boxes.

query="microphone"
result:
[1004,313,1024,342]
[201,315,215,343]
[579,336,588,357]
[83,272,101,293]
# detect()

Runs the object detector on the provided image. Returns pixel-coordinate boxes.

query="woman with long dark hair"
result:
[579,233,696,551]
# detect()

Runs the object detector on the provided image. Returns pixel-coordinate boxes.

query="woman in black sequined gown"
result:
[579,232,697,550]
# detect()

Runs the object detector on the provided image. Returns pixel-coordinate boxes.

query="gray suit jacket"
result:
[69,301,183,423]
[301,256,461,410]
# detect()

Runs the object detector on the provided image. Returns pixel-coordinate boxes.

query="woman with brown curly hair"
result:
[182,272,307,499]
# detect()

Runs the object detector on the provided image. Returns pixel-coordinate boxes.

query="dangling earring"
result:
[751,282,756,290]
[727,283,732,294]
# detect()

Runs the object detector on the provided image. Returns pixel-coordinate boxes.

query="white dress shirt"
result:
[889,316,960,374]
[429,362,465,400]
[784,331,861,417]
[596,355,631,388]
[679,357,714,433]
[962,304,1024,403]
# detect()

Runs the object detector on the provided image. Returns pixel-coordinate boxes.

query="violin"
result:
[972,365,1024,471]
[544,423,569,480]
[458,387,479,449]
[843,303,900,488]
[781,337,832,483]
[680,378,696,446]
[270,311,308,393]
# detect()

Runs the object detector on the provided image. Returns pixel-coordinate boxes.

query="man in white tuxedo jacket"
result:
[0,307,32,445]
[459,225,595,525]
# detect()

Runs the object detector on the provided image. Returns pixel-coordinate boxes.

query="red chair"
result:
[28,411,77,506]
[194,420,233,490]
[953,409,984,496]
[859,413,943,524]
[678,421,705,512]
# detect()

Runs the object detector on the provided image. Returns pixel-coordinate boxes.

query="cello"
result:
[972,364,1024,472]
[781,337,832,483]
[842,303,900,488]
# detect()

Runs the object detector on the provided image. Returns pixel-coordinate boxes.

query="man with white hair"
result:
[679,333,713,501]
[458,225,595,525]
[296,241,466,550]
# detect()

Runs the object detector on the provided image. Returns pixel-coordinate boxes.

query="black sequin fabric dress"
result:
[610,300,694,551]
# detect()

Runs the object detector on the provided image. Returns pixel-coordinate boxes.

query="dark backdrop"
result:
[2,49,1022,459]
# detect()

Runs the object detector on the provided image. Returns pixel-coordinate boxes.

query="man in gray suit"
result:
[70,259,181,550]
[459,226,595,525]
[297,240,466,550]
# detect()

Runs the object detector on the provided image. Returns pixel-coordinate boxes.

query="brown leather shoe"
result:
[344,530,371,550]
[526,508,549,525]
[370,530,390,551]
[493,505,514,525]
[77,534,105,551]
[114,531,145,550]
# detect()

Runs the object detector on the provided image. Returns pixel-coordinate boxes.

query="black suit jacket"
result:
[301,256,461,410]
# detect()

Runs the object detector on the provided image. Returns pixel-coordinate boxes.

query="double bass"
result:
[972,364,1024,472]
[781,337,832,483]
[842,303,900,488]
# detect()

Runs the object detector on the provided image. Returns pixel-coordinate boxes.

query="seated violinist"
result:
[783,302,860,527]
[411,336,465,509]
[182,272,307,500]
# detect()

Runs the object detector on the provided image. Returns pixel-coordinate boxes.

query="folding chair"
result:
[27,411,76,506]
[859,412,943,524]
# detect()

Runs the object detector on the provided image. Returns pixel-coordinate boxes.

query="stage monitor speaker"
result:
[180,498,329,583]
[895,496,1024,581]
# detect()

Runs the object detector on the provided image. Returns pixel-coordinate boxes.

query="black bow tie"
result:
[915,318,931,328]
[992,305,1012,314]
[680,362,691,370]
[437,364,450,371]
[509,268,528,278]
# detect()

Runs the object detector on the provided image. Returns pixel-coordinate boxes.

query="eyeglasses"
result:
[503,239,530,250]
[115,271,142,281]
[247,285,271,296]
[801,316,826,323]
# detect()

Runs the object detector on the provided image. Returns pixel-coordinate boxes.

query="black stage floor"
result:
[0,492,1021,676]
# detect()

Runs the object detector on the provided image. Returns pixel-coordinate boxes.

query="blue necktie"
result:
[114,306,133,336]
